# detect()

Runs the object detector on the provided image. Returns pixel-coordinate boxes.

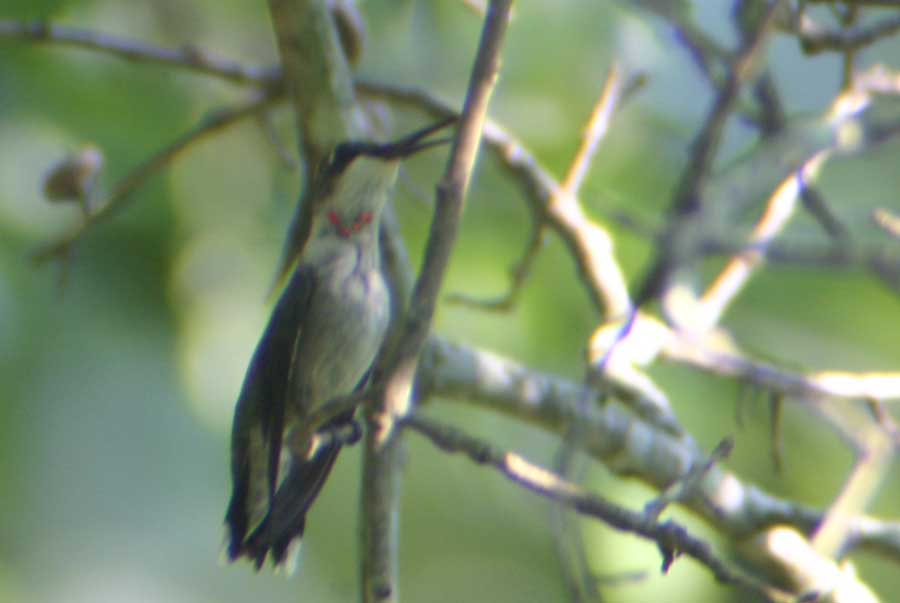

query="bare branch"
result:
[629,1,730,84]
[695,153,828,332]
[376,0,512,428]
[805,0,900,6]
[267,0,358,160]
[419,336,900,563]
[365,2,513,600]
[359,404,405,603]
[0,19,277,86]
[873,208,900,240]
[403,413,793,603]
[813,428,895,559]
[698,238,900,295]
[634,0,785,307]
[548,62,634,318]
[800,13,900,54]
[550,421,603,603]
[741,526,880,602]
[359,79,634,318]
[446,64,640,315]
[445,221,545,311]
[562,63,627,194]
[644,437,734,520]
[32,93,281,263]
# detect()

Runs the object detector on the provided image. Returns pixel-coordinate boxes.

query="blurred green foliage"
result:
[1,1,899,602]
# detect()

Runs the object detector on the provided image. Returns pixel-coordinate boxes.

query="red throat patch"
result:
[328,210,373,239]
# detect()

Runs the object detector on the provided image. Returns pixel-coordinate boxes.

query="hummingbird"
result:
[224,118,454,571]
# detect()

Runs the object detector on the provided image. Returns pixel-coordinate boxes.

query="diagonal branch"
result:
[32,92,281,263]
[633,0,785,307]
[358,80,634,319]
[446,64,639,315]
[403,413,793,603]
[799,13,900,54]
[419,336,900,563]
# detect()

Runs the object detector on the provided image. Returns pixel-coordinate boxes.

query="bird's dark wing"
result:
[225,264,315,563]
[243,409,355,568]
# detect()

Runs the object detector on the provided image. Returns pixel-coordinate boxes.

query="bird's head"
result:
[311,117,455,240]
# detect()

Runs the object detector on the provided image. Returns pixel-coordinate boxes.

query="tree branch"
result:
[418,336,900,564]
[800,13,900,54]
[358,79,635,320]
[403,413,793,603]
[0,19,278,86]
[267,0,358,161]
[365,2,513,600]
[633,0,785,307]
[32,92,280,263]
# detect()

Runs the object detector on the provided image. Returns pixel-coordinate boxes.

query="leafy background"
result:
[1,1,899,602]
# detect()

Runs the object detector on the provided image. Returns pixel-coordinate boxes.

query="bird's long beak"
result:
[362,116,456,160]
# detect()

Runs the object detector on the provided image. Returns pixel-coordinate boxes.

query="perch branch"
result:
[366,1,513,601]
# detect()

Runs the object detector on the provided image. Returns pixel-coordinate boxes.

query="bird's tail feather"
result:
[227,436,343,571]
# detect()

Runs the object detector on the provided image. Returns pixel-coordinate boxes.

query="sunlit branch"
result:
[695,153,828,332]
[800,13,900,54]
[812,428,895,559]
[445,64,639,316]
[633,0,786,307]
[358,79,634,319]
[420,336,900,563]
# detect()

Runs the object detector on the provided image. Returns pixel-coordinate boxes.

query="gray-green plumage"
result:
[225,119,452,571]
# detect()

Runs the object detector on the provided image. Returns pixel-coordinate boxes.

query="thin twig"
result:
[800,13,900,54]
[663,335,900,403]
[0,19,278,86]
[634,0,785,307]
[697,238,900,295]
[695,152,828,331]
[644,437,734,520]
[562,63,625,194]
[366,2,513,601]
[805,0,900,5]
[446,64,636,314]
[634,1,730,84]
[358,78,636,319]
[32,92,281,263]
[813,429,895,558]
[445,221,545,311]
[873,208,900,241]
[550,390,603,603]
[376,0,512,423]
[799,184,849,240]
[419,335,900,563]
[547,63,633,317]
[403,413,792,603]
